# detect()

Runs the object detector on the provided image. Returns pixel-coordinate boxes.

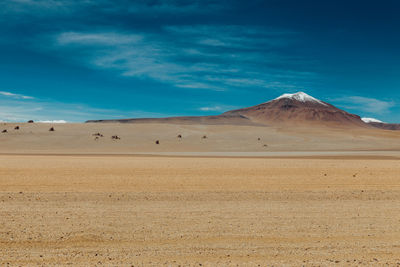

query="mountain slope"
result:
[86,92,385,129]
[222,92,366,127]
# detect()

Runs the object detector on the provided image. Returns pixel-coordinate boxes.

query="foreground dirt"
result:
[1,155,400,266]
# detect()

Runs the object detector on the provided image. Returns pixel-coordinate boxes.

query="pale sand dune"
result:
[1,155,400,265]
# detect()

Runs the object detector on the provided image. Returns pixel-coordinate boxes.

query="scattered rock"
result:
[14,126,20,130]
[155,140,160,144]
[177,134,182,138]
[202,135,207,139]
[111,135,121,140]
[93,133,104,137]
[49,127,55,132]
[2,129,7,133]
[27,120,34,123]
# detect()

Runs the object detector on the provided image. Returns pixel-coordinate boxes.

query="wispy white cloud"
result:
[0,0,80,15]
[199,106,224,111]
[0,93,170,122]
[165,25,296,48]
[37,120,67,123]
[0,0,227,18]
[2,0,317,93]
[198,104,239,112]
[57,32,142,46]
[332,96,395,115]
[0,91,34,99]
[48,25,315,91]
[125,1,226,15]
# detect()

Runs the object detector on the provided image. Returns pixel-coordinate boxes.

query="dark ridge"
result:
[86,114,257,126]
[367,122,400,130]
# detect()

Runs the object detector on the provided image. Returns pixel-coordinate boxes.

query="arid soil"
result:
[1,122,400,154]
[1,155,400,266]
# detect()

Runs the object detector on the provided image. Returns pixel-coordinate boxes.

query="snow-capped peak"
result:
[275,92,327,105]
[362,118,385,124]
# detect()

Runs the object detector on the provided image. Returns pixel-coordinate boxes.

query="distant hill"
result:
[361,118,400,130]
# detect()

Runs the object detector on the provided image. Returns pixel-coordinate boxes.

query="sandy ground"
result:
[1,122,400,265]
[1,122,400,154]
[1,155,400,266]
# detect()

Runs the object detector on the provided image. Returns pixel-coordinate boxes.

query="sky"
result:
[0,0,399,122]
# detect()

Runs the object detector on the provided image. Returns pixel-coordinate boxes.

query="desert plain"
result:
[1,122,400,265]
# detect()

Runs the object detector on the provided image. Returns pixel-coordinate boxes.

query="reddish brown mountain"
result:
[86,92,384,129]
[222,92,366,127]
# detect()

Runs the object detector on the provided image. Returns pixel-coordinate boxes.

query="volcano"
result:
[86,92,373,128]
[222,92,366,127]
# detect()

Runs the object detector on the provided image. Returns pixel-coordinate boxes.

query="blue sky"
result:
[0,0,399,122]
